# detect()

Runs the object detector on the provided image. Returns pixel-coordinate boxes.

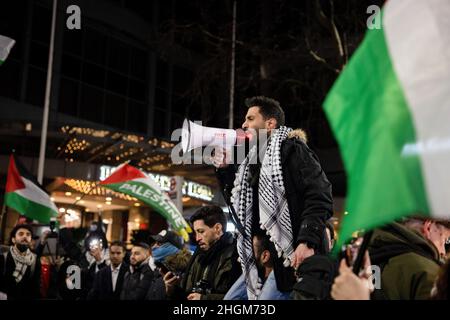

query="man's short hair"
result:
[401,215,450,229]
[253,230,275,254]
[245,96,285,127]
[9,224,33,245]
[134,242,150,250]
[253,230,276,268]
[190,205,227,231]
[110,241,126,252]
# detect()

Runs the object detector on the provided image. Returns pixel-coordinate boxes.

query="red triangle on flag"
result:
[99,163,146,185]
[6,155,25,193]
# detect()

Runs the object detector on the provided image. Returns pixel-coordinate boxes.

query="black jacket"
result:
[291,255,338,300]
[120,261,156,300]
[82,258,108,298]
[145,274,167,300]
[0,250,41,300]
[171,232,241,300]
[87,263,128,300]
[217,129,333,291]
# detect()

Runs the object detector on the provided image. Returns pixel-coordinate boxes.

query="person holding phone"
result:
[146,249,191,300]
[87,241,128,300]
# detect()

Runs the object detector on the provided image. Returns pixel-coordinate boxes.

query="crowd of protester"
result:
[1,97,449,301]
[0,206,448,301]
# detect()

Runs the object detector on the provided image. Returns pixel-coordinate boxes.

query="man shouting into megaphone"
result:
[213,96,333,300]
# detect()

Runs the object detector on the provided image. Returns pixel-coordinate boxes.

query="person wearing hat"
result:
[146,245,192,300]
[0,224,41,300]
[150,230,183,263]
[368,216,450,300]
[120,242,156,300]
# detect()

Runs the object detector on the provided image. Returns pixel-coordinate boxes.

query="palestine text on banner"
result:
[323,0,450,249]
[0,35,15,65]
[5,155,58,223]
[100,163,192,241]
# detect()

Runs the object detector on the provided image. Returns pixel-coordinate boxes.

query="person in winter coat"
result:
[0,224,41,300]
[215,96,333,299]
[88,241,128,300]
[146,248,192,300]
[120,242,156,300]
[369,217,450,300]
[163,206,241,300]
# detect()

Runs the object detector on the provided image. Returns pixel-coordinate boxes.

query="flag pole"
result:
[352,230,374,275]
[1,151,14,243]
[37,0,58,184]
[0,204,7,244]
[228,0,237,129]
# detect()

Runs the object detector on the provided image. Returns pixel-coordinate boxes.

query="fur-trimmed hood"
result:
[287,128,308,144]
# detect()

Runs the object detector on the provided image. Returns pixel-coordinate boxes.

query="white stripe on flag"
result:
[131,177,164,192]
[15,178,58,212]
[384,0,450,218]
[0,35,15,61]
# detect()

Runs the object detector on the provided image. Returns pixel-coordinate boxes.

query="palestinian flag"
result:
[100,163,192,241]
[324,0,450,249]
[0,35,15,65]
[5,155,58,223]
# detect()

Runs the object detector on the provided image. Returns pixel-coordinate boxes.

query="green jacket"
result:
[369,222,441,300]
[176,232,241,300]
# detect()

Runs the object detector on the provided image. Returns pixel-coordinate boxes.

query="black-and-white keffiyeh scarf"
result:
[10,246,36,283]
[231,126,294,300]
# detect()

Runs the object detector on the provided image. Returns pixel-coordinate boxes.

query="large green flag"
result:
[323,0,450,250]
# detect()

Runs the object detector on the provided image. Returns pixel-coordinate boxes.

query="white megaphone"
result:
[181,119,249,154]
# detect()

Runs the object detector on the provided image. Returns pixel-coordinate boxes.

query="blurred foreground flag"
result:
[5,155,58,223]
[323,0,450,249]
[0,35,15,65]
[100,163,192,241]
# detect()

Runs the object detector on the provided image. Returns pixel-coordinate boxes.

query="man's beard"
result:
[242,128,270,165]
[255,259,266,282]
[245,128,271,144]
[16,242,30,253]
[132,261,141,267]
[132,258,146,269]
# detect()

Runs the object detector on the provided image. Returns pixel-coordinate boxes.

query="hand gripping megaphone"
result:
[181,119,249,154]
